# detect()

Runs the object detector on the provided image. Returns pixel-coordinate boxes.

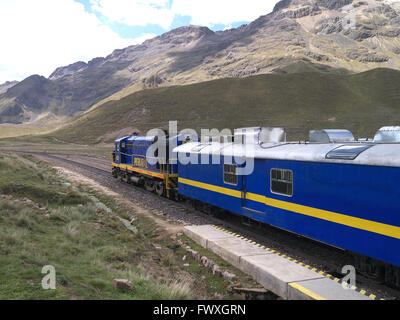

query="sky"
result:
[0,0,279,84]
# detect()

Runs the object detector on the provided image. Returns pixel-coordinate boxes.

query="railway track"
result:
[13,151,400,300]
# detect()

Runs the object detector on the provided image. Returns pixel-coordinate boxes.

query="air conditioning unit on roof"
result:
[234,127,286,145]
[309,129,355,143]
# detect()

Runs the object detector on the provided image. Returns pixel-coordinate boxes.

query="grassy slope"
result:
[0,153,259,300]
[0,153,181,299]
[49,68,400,143]
[0,154,241,299]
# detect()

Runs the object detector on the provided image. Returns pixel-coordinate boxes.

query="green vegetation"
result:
[0,153,259,300]
[0,113,67,140]
[0,135,112,158]
[0,153,245,300]
[0,154,88,208]
[47,68,400,143]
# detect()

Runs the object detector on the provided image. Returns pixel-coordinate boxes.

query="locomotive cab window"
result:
[224,164,238,186]
[270,169,293,197]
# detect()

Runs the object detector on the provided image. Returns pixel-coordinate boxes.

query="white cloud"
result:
[90,0,175,30]
[89,0,278,30]
[0,0,154,84]
[172,0,277,27]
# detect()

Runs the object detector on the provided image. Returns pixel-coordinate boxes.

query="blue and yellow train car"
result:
[174,127,400,283]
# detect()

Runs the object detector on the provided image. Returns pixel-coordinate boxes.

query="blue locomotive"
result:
[112,126,400,286]
[112,132,194,198]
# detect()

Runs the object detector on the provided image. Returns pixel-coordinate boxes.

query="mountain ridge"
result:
[1,0,400,127]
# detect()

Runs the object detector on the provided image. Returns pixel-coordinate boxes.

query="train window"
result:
[224,164,238,186]
[326,145,374,160]
[271,169,293,197]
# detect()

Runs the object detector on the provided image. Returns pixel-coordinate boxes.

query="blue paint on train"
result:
[177,155,400,267]
[112,126,400,270]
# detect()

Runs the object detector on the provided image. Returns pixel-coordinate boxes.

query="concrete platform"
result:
[184,225,373,300]
[184,225,236,247]
[288,278,370,300]
[240,254,324,299]
[207,237,270,269]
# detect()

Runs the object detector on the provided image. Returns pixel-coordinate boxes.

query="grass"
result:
[0,113,67,140]
[0,154,88,207]
[170,235,262,298]
[0,153,254,300]
[0,136,113,158]
[41,68,400,144]
[0,154,183,299]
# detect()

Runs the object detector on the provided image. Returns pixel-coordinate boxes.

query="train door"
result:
[240,159,266,217]
[120,140,127,164]
[241,174,250,210]
[114,142,120,164]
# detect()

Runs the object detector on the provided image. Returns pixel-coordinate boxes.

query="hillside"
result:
[0,81,18,95]
[49,68,400,144]
[1,0,400,126]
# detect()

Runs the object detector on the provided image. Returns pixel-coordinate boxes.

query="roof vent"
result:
[309,129,355,143]
[373,126,400,143]
[234,127,286,145]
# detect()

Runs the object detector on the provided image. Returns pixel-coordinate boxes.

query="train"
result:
[111,126,400,287]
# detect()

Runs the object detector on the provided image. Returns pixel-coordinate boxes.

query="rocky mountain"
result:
[0,81,18,95]
[49,61,88,80]
[1,0,399,125]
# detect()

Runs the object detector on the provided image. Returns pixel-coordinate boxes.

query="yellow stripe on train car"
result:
[178,177,400,240]
[112,163,164,179]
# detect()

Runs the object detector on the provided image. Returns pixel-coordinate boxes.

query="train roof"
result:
[127,136,157,143]
[115,136,130,143]
[173,141,400,168]
[114,136,156,143]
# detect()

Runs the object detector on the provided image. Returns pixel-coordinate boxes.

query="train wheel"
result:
[145,179,155,192]
[385,264,400,288]
[122,173,130,183]
[155,182,165,197]
[112,168,118,178]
